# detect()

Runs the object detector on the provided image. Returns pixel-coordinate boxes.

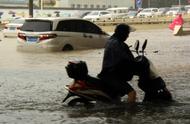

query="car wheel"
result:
[62,44,73,51]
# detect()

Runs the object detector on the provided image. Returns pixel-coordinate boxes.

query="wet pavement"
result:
[0,29,190,124]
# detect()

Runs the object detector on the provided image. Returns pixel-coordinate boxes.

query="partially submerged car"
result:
[17,18,109,52]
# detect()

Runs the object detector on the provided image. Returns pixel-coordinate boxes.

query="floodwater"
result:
[0,29,190,124]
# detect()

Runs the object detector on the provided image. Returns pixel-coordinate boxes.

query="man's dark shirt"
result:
[98,36,136,96]
[99,36,136,81]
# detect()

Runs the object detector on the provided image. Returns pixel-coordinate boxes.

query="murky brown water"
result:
[0,29,190,124]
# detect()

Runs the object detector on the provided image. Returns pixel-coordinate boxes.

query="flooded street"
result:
[0,29,190,124]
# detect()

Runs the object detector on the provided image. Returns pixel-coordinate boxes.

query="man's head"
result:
[113,23,131,42]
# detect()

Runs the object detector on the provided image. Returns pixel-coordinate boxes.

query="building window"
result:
[71,4,75,8]
[77,4,81,8]
[90,4,94,8]
[96,5,100,9]
[84,4,88,8]
[102,5,106,9]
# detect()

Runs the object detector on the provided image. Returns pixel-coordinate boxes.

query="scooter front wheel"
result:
[68,98,92,106]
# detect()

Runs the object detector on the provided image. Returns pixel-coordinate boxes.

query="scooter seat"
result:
[86,75,103,87]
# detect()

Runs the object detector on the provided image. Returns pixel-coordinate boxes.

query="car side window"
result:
[56,20,76,32]
[77,20,102,34]
[56,20,102,34]
[153,9,158,12]
[101,12,109,15]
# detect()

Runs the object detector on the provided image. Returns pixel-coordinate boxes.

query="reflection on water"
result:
[0,30,190,123]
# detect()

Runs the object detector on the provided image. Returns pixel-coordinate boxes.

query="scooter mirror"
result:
[134,40,139,52]
[142,39,147,51]
[134,40,140,55]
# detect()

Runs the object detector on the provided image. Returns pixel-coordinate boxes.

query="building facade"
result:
[0,0,189,9]
[142,0,189,8]
[0,0,27,6]
[55,0,135,9]
[0,0,56,7]
[0,0,27,4]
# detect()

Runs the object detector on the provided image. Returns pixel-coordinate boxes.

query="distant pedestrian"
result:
[169,14,184,31]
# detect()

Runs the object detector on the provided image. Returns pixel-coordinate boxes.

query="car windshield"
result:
[89,11,99,15]
[21,20,52,32]
[0,12,3,16]
[128,11,137,15]
[170,7,180,11]
[159,8,164,11]
[100,12,110,15]
[128,11,137,14]
[142,9,151,12]
[10,19,25,24]
[185,7,190,10]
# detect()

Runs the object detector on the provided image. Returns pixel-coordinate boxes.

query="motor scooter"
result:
[62,60,116,106]
[133,40,172,102]
[62,39,172,106]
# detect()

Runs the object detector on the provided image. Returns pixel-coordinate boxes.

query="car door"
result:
[55,20,91,50]
[77,20,108,48]
[56,20,108,49]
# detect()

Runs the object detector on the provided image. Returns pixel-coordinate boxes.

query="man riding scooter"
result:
[63,24,172,106]
[98,23,172,103]
[98,23,138,103]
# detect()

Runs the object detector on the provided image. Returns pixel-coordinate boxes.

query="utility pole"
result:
[29,0,33,17]
[41,0,43,10]
[148,0,150,8]
[178,0,181,7]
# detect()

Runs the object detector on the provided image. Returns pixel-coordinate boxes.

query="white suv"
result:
[17,18,109,52]
[166,6,186,16]
[83,11,112,22]
[137,8,158,18]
